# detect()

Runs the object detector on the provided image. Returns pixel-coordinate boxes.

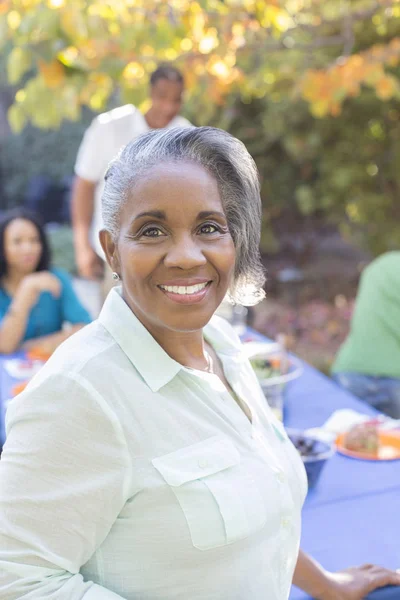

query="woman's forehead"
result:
[6,219,39,237]
[122,162,224,220]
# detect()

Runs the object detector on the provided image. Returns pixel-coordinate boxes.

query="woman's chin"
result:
[155,306,217,333]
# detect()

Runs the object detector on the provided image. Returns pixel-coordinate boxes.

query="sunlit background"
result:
[2,0,400,370]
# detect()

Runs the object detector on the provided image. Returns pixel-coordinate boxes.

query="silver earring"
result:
[112,272,120,281]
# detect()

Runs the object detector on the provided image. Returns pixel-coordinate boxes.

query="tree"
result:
[3,0,400,256]
[2,0,400,131]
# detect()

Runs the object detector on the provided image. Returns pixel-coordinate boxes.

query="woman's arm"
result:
[293,549,334,599]
[293,549,400,600]
[0,285,36,354]
[0,272,63,354]
[0,372,131,599]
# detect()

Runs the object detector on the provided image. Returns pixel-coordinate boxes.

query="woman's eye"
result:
[199,223,219,234]
[142,227,164,238]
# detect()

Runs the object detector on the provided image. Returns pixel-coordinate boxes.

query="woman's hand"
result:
[320,564,400,600]
[19,271,61,306]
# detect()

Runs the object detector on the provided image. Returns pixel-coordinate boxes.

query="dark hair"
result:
[0,208,51,279]
[150,64,184,87]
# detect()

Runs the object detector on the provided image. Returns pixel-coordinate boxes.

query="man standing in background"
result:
[71,64,192,300]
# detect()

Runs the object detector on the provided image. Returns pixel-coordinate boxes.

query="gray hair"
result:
[102,126,265,305]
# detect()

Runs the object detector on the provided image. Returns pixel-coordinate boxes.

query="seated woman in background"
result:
[332,251,400,418]
[0,208,92,355]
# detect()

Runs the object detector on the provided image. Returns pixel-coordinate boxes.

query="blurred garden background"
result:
[2,0,400,372]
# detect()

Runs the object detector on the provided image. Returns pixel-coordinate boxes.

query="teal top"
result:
[0,268,92,343]
[332,252,400,379]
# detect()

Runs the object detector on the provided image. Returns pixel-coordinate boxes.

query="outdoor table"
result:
[0,338,400,599]
[243,330,400,599]
[0,351,24,446]
[285,361,400,599]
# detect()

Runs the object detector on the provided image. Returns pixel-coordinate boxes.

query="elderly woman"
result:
[0,127,398,600]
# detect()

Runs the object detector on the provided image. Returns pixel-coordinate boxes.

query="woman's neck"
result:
[148,324,209,371]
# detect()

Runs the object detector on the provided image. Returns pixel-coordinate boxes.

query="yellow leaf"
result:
[164,48,178,60]
[375,76,398,100]
[7,10,21,30]
[7,47,32,84]
[198,28,219,54]
[310,100,329,118]
[7,104,27,133]
[38,60,65,88]
[60,6,87,40]
[123,61,145,82]
[180,38,193,51]
[15,89,26,103]
[58,46,79,67]
[208,58,230,80]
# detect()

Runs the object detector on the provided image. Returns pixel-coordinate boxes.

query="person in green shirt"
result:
[332,251,400,418]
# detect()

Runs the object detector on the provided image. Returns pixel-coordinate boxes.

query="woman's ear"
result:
[99,229,120,274]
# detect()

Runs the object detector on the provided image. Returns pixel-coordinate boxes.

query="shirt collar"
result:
[99,287,243,392]
[99,287,182,392]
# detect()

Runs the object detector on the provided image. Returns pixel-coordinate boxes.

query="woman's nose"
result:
[22,241,36,252]
[164,236,207,270]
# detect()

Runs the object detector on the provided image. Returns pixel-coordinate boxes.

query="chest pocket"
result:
[152,436,267,551]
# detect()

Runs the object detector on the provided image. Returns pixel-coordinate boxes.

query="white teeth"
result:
[160,282,208,295]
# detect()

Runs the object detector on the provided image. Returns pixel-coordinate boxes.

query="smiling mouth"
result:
[159,281,211,295]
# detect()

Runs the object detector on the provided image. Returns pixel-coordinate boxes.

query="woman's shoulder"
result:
[49,267,74,287]
[50,267,70,279]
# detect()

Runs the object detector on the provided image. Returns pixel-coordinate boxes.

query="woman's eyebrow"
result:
[134,210,166,221]
[197,211,226,220]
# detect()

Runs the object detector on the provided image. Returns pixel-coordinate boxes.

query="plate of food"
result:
[336,420,400,461]
[4,358,44,380]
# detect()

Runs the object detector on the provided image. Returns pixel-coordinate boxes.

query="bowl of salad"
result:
[244,342,303,420]
[244,342,303,385]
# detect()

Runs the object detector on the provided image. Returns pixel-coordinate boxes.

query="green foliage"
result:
[0,110,93,206]
[3,0,400,257]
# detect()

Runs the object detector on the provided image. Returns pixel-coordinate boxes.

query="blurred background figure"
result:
[332,251,400,418]
[0,208,91,355]
[71,64,192,303]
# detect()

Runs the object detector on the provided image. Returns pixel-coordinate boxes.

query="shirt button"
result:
[276,471,285,483]
[281,516,291,528]
[198,458,209,469]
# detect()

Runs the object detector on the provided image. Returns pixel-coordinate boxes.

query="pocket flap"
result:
[152,436,240,487]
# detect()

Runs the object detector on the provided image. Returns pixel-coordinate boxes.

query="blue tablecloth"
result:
[244,329,400,599]
[0,352,24,446]
[1,341,400,599]
[284,364,400,599]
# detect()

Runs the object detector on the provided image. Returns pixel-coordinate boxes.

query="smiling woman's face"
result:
[3,218,42,276]
[102,162,236,336]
